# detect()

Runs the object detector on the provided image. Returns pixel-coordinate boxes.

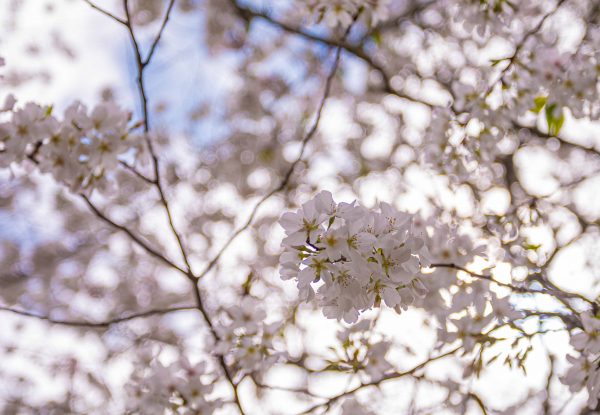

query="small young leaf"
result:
[530,95,547,114]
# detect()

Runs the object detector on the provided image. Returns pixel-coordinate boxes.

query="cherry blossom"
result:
[0,99,136,194]
[279,191,436,323]
[2,0,600,413]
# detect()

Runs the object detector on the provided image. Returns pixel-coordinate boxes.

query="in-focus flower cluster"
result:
[0,98,136,194]
[279,191,432,323]
[560,312,600,408]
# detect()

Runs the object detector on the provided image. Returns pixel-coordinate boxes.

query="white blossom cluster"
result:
[126,351,222,414]
[0,97,136,194]
[279,191,432,323]
[215,297,286,377]
[301,0,390,27]
[560,312,600,409]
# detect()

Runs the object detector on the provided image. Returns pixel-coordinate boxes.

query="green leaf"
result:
[554,112,565,135]
[486,353,501,365]
[545,103,565,136]
[371,30,382,46]
[530,96,547,114]
[545,103,556,126]
[242,272,254,295]
[328,216,335,229]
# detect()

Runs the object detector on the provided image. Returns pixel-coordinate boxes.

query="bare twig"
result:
[228,0,434,107]
[122,0,194,279]
[543,354,555,415]
[477,0,568,104]
[0,304,196,328]
[183,21,356,413]
[195,23,354,281]
[429,263,534,293]
[429,262,597,317]
[82,0,126,25]
[189,283,246,414]
[119,160,155,184]
[80,193,187,275]
[469,393,489,415]
[143,0,177,66]
[108,1,245,411]
[253,379,328,399]
[429,263,596,308]
[296,347,460,415]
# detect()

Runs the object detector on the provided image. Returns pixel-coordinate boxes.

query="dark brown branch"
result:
[429,263,534,293]
[80,194,188,276]
[190,281,246,414]
[119,160,155,184]
[228,0,435,107]
[253,379,327,399]
[0,304,196,328]
[469,393,489,415]
[366,0,435,36]
[122,0,149,132]
[478,0,568,102]
[143,0,176,67]
[196,25,348,281]
[429,263,597,310]
[114,2,243,411]
[514,121,600,158]
[82,0,127,25]
[296,347,460,415]
[122,0,194,279]
[543,354,555,415]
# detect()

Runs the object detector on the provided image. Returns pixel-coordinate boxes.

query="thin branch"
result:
[253,379,328,399]
[119,160,155,184]
[429,263,534,293]
[228,0,434,108]
[143,0,176,67]
[196,29,347,281]
[0,304,196,328]
[114,2,243,411]
[82,0,127,25]
[190,281,247,414]
[122,0,194,279]
[296,347,460,415]
[186,18,360,412]
[429,263,597,310]
[366,0,435,36]
[469,393,489,415]
[80,194,188,276]
[477,0,568,103]
[521,310,582,330]
[543,354,555,415]
[122,0,149,132]
[514,121,600,158]
[530,273,598,312]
